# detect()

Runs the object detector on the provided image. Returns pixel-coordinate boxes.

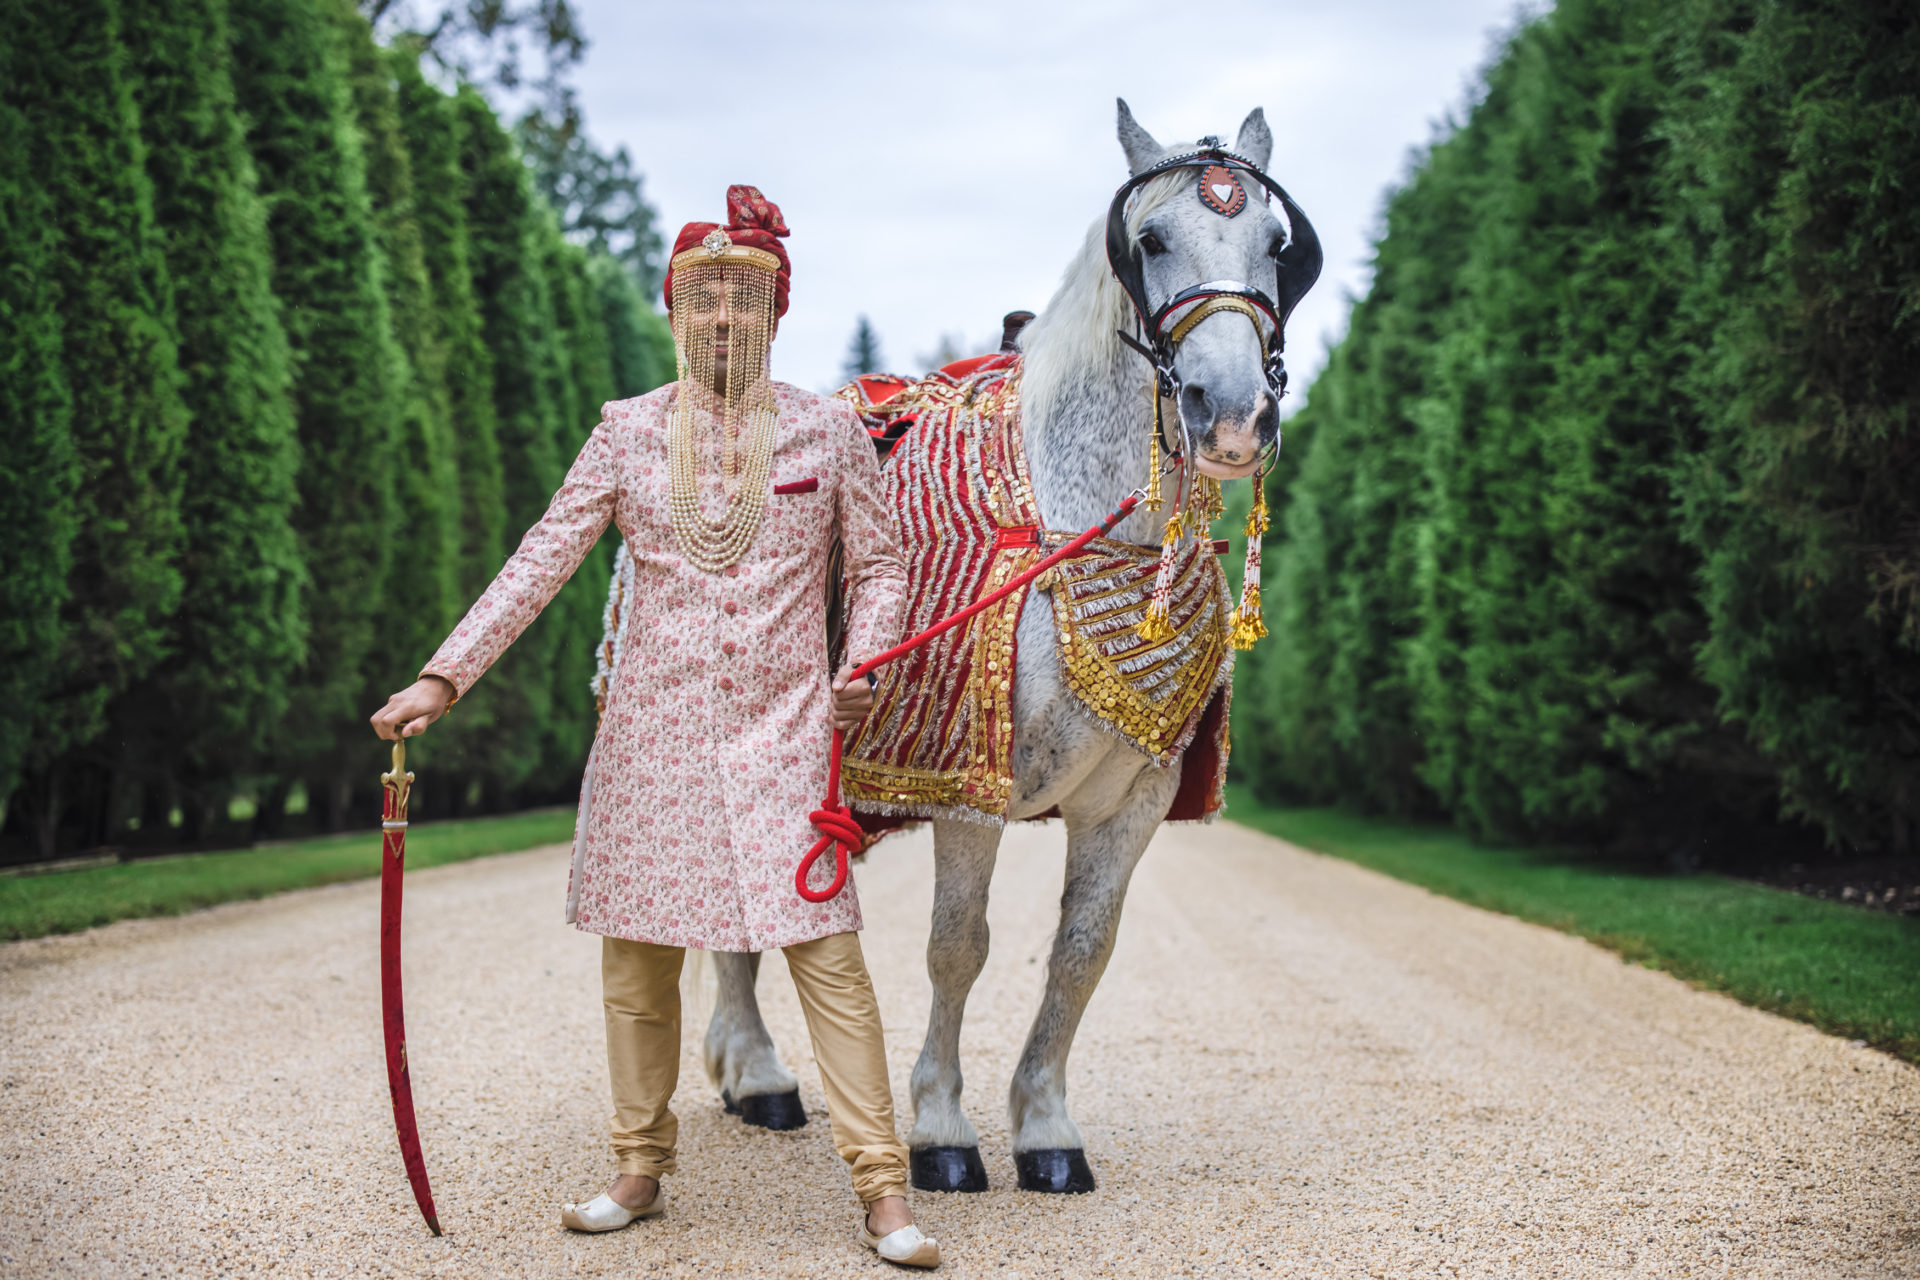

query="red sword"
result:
[380,740,442,1235]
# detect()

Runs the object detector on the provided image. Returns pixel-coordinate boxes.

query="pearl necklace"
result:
[667,386,778,572]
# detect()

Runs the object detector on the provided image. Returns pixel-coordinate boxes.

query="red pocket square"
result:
[773,477,819,495]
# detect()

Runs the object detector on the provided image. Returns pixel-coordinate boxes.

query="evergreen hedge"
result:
[0,0,671,856]
[118,0,305,837]
[8,0,191,854]
[0,11,79,823]
[1239,0,1920,860]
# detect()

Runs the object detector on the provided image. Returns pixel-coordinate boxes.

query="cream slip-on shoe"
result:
[859,1220,941,1268]
[560,1187,667,1233]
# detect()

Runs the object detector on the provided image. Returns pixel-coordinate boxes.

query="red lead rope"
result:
[795,492,1144,902]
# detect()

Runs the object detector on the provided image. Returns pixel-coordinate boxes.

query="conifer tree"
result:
[329,0,464,776]
[388,49,504,606]
[454,84,568,803]
[1242,131,1480,817]
[1401,0,1715,842]
[116,0,306,835]
[514,113,666,300]
[842,315,885,380]
[590,252,675,397]
[6,0,190,854]
[1237,0,1918,859]
[0,40,79,821]
[388,48,503,809]
[1667,0,1920,852]
[534,233,618,795]
[228,0,406,829]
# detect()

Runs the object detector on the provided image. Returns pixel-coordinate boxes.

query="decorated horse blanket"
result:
[836,353,1232,839]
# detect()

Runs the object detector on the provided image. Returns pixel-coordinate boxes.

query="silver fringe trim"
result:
[851,798,1006,828]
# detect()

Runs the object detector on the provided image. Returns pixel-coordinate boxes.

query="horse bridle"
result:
[1104,140,1324,463]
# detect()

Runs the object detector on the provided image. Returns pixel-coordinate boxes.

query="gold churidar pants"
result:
[600,930,909,1203]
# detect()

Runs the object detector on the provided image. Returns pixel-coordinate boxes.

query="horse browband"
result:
[1104,141,1324,403]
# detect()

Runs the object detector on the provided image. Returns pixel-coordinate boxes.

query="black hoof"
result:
[736,1088,808,1130]
[1014,1148,1096,1194]
[911,1145,990,1193]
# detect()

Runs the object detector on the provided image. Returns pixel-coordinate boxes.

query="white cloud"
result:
[572,0,1532,399]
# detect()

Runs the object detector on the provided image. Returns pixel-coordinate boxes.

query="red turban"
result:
[665,184,792,318]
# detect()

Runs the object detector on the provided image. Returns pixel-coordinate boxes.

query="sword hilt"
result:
[381,740,414,822]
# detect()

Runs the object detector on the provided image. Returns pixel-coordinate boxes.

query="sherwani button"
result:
[723,641,737,655]
[719,677,734,691]
[724,601,738,614]
[724,566,739,578]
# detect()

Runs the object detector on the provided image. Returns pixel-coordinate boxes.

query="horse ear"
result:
[1235,107,1273,170]
[1116,98,1165,176]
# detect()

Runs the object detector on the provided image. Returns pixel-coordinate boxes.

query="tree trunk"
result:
[251,776,292,842]
[32,764,64,861]
[324,772,354,833]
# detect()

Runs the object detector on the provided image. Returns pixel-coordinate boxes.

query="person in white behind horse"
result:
[370,185,940,1269]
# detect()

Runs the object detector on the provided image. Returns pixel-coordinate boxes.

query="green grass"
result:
[0,808,576,942]
[1226,785,1920,1065]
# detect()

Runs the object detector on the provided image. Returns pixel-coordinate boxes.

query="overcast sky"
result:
[569,0,1533,401]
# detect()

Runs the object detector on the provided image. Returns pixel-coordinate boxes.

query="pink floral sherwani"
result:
[422,382,907,951]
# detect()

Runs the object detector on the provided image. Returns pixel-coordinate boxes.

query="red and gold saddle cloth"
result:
[838,354,1232,835]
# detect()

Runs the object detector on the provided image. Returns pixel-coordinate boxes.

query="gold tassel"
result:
[1228,465,1270,649]
[1137,594,1174,642]
[1228,580,1267,650]
[1137,495,1184,643]
[1144,388,1165,512]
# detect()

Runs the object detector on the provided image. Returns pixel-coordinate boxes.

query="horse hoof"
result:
[736,1089,808,1130]
[911,1146,989,1193]
[1014,1149,1096,1194]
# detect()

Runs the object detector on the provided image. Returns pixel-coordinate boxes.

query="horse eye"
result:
[1139,231,1167,257]
[1267,237,1287,260]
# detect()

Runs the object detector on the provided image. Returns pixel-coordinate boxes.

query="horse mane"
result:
[1017,166,1195,435]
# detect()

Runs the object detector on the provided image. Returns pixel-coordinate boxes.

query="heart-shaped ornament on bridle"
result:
[1197,163,1247,217]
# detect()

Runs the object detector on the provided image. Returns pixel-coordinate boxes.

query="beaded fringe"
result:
[1228,466,1271,650]
[852,797,1006,828]
[1136,507,1183,643]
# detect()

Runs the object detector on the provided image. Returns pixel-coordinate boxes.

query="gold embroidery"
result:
[841,358,1231,821]
[1048,536,1232,767]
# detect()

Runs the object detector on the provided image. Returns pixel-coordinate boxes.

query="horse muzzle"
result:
[1179,384,1277,479]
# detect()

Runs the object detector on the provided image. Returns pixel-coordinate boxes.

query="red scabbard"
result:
[380,742,442,1235]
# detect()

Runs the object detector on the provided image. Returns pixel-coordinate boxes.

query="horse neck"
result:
[1019,269,1170,546]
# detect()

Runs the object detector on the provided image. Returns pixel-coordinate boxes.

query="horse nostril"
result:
[1253,392,1278,440]
[1180,384,1211,427]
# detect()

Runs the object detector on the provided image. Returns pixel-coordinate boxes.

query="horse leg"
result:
[702,950,807,1130]
[1008,763,1178,1192]
[907,817,1003,1192]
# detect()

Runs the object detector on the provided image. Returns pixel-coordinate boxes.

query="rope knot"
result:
[796,804,864,902]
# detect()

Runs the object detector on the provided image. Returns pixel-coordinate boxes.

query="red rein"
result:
[794,492,1143,902]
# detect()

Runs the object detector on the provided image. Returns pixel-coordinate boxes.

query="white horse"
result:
[673,101,1307,1193]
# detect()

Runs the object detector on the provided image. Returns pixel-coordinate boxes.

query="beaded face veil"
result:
[665,230,783,572]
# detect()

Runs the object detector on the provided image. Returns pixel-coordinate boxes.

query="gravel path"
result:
[2,819,1915,1278]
